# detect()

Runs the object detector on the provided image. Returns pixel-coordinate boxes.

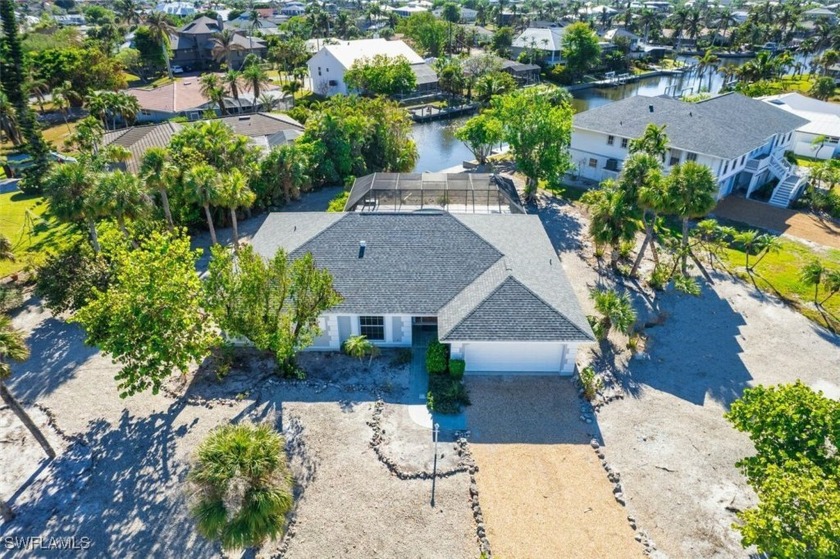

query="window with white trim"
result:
[620,138,628,148]
[607,135,615,145]
[686,152,697,162]
[359,316,385,340]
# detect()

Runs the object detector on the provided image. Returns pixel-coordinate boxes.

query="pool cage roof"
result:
[345,173,525,214]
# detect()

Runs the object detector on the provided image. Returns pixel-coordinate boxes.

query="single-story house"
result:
[512,24,567,65]
[570,93,809,207]
[124,79,287,123]
[307,38,437,97]
[103,112,304,172]
[603,27,642,51]
[761,92,840,160]
[250,211,595,374]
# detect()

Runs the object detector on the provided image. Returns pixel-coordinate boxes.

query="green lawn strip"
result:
[0,191,79,277]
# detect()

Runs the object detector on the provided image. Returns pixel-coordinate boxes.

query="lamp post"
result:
[431,422,440,507]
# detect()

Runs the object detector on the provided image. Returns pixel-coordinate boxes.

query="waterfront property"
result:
[569,93,809,207]
[307,38,438,97]
[343,173,524,213]
[511,23,568,65]
[250,212,594,373]
[760,93,840,160]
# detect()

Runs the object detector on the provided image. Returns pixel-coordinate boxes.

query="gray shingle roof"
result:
[103,122,183,173]
[573,93,810,160]
[249,212,595,343]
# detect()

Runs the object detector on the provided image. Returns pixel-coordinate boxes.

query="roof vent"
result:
[648,105,654,113]
[358,240,366,259]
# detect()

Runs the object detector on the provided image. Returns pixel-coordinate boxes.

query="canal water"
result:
[411,54,810,172]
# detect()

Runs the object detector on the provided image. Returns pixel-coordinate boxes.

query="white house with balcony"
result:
[760,93,840,161]
[569,93,810,207]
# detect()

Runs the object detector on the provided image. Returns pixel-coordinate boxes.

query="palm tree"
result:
[0,235,13,262]
[115,0,141,26]
[621,153,666,275]
[223,70,243,114]
[216,169,256,248]
[0,91,21,145]
[732,230,778,272]
[241,62,270,105]
[199,74,227,116]
[188,423,293,551]
[0,314,56,474]
[94,171,151,244]
[697,49,720,91]
[146,12,177,79]
[800,259,826,305]
[211,29,245,70]
[43,163,104,252]
[51,81,79,134]
[113,92,140,128]
[629,123,668,163]
[67,116,105,156]
[140,146,175,228]
[185,163,222,244]
[591,288,637,339]
[85,90,110,129]
[581,181,640,267]
[749,233,782,272]
[343,335,379,366]
[23,72,49,115]
[665,161,718,274]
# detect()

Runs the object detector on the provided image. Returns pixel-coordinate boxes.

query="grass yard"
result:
[1,121,78,152]
[720,236,840,331]
[0,191,78,278]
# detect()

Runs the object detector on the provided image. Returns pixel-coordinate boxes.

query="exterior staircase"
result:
[767,154,807,208]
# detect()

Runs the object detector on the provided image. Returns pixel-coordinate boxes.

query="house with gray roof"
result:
[250,212,594,374]
[570,93,810,207]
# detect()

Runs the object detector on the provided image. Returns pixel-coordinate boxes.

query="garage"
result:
[461,342,571,374]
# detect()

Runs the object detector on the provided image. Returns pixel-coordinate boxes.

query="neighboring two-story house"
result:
[569,93,809,207]
[169,15,267,70]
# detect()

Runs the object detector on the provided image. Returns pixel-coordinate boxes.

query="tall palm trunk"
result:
[62,110,71,134]
[681,218,690,274]
[160,188,174,229]
[0,381,56,460]
[87,219,101,254]
[229,208,239,249]
[203,203,217,244]
[163,42,173,79]
[631,214,655,276]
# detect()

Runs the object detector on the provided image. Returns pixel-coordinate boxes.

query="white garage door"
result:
[463,342,565,373]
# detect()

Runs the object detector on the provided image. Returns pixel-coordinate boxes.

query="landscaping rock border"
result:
[366,399,492,557]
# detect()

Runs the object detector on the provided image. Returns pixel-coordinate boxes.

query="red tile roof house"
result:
[124,78,286,123]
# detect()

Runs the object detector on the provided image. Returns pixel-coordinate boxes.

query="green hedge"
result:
[425,339,448,375]
[449,359,465,380]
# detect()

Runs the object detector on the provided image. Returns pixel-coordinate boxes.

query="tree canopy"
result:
[345,54,417,96]
[561,22,602,80]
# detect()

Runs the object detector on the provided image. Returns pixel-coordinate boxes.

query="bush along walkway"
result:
[366,398,492,557]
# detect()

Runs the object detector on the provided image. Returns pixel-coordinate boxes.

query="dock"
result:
[409,103,478,122]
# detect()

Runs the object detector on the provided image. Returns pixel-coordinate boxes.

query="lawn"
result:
[0,191,78,278]
[719,236,840,331]
[1,121,78,152]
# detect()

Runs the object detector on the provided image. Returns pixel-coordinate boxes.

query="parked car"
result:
[172,65,184,74]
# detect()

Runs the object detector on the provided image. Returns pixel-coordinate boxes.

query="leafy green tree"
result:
[455,113,503,166]
[437,60,464,104]
[216,169,256,249]
[397,12,447,57]
[491,26,514,57]
[590,288,637,339]
[665,161,718,273]
[73,230,219,398]
[35,243,111,314]
[145,12,176,78]
[581,180,640,266]
[253,143,313,206]
[490,86,573,200]
[725,382,840,558]
[133,26,167,75]
[204,245,342,371]
[809,76,836,101]
[441,2,461,54]
[345,54,417,95]
[189,423,293,551]
[561,22,601,80]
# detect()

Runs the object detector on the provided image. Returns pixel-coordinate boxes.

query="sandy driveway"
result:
[467,376,643,559]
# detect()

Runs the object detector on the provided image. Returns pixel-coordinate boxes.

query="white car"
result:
[172,65,184,74]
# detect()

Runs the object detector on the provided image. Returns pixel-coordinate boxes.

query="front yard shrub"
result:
[343,335,380,366]
[449,359,465,380]
[427,375,470,415]
[425,339,448,375]
[578,366,602,401]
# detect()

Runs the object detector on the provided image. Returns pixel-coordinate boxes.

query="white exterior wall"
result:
[308,50,348,96]
[449,341,580,375]
[792,130,840,160]
[306,312,413,350]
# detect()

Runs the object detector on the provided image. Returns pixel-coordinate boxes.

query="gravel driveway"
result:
[466,376,643,559]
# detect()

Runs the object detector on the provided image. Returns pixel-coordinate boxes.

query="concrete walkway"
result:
[407,327,466,433]
[713,196,840,250]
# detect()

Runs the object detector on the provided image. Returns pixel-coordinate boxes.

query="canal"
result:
[411,55,810,172]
